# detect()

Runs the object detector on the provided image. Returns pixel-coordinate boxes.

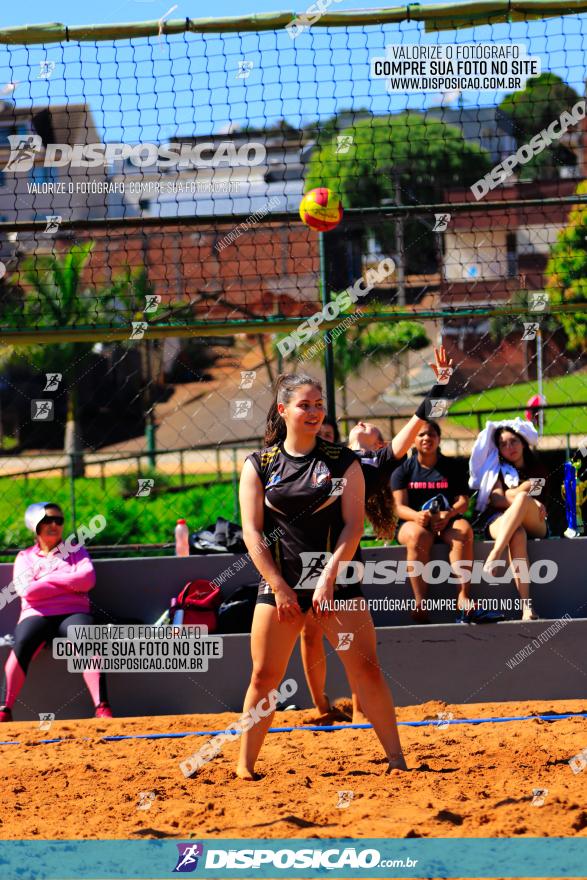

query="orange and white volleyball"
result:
[299,188,343,232]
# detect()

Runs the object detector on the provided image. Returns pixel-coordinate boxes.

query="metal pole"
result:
[232,447,239,522]
[144,339,157,469]
[537,327,544,436]
[69,453,77,532]
[319,232,336,422]
[394,170,406,308]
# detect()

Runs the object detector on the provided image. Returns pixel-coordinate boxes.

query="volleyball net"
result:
[0,2,585,549]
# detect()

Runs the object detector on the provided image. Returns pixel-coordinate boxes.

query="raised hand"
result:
[429,345,453,383]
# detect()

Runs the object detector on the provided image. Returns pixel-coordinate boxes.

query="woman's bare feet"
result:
[235,764,257,780]
[386,754,408,772]
[315,692,332,715]
[411,607,431,625]
[522,602,538,621]
[457,593,474,612]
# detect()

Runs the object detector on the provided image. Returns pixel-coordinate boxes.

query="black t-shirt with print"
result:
[247,437,362,592]
[390,452,470,512]
[356,444,404,499]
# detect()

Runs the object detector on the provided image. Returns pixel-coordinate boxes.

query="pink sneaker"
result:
[94,701,113,719]
[0,706,13,723]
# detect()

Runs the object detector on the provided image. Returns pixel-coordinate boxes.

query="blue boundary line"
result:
[1,710,585,747]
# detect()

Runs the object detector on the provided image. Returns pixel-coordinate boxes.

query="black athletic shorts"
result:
[256,583,364,613]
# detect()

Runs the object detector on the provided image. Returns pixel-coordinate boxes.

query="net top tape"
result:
[1,0,587,45]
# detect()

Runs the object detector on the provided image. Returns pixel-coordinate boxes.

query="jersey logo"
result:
[312,461,331,487]
[266,472,281,488]
[320,440,343,460]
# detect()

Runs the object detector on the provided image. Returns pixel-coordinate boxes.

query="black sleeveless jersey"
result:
[247,437,362,592]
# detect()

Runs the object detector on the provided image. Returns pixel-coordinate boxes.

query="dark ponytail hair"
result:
[366,486,398,542]
[494,426,537,470]
[264,373,323,446]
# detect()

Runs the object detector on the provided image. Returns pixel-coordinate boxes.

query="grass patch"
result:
[448,372,587,436]
[0,472,239,553]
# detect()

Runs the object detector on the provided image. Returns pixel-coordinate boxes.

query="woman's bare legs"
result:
[320,607,406,770]
[439,519,474,611]
[485,493,547,567]
[300,614,330,714]
[351,692,369,725]
[301,614,367,723]
[236,604,305,780]
[397,522,434,621]
[504,524,538,621]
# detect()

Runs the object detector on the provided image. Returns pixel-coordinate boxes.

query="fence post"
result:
[319,232,336,423]
[232,447,239,522]
[146,423,157,470]
[69,453,77,532]
[216,447,221,479]
[180,450,185,487]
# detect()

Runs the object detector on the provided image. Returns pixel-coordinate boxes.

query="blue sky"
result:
[0,1,585,142]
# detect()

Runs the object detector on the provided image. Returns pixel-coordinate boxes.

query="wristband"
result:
[415,384,448,419]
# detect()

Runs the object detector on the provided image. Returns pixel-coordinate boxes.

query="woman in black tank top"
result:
[300,347,454,723]
[236,372,406,779]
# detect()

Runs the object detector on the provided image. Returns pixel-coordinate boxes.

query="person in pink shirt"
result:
[0,501,112,722]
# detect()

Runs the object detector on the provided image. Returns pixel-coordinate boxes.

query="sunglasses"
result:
[40,515,64,526]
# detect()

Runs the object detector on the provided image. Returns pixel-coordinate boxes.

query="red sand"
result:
[1,698,586,844]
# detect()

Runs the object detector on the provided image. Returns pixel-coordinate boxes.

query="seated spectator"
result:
[469,419,548,621]
[0,502,112,722]
[317,416,340,444]
[391,420,474,624]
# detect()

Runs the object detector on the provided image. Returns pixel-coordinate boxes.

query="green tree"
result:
[2,242,97,476]
[276,315,429,418]
[304,112,492,272]
[498,72,580,179]
[544,180,587,354]
[302,108,373,149]
[489,288,561,380]
[1,249,181,471]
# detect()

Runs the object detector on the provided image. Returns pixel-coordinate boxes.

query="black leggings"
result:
[1,612,108,707]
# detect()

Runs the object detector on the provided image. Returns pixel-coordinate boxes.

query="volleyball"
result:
[299,188,343,232]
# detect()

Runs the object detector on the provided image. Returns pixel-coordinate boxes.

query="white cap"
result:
[24,502,55,534]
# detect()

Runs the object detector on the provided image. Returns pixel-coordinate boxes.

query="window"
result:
[506,232,517,278]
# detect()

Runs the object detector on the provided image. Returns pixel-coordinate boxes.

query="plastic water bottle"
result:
[175,519,190,557]
[170,598,184,626]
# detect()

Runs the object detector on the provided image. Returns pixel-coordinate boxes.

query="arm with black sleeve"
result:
[390,346,463,459]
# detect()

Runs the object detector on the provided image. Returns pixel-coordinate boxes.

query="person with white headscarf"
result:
[0,502,112,723]
[469,419,549,621]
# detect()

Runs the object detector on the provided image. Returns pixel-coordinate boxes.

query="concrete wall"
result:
[0,538,585,720]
